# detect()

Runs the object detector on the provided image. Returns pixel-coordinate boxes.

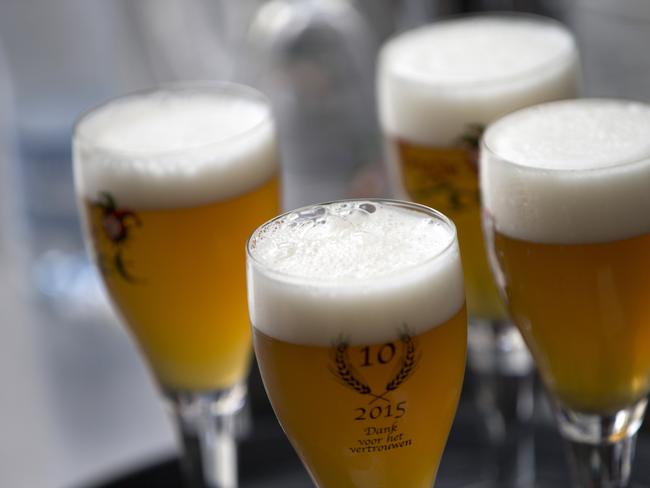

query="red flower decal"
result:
[94,192,142,283]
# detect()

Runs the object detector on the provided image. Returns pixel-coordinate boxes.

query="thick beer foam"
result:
[378,15,579,146]
[74,86,277,209]
[247,201,465,346]
[482,99,650,244]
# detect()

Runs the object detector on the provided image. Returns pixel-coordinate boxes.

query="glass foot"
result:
[555,397,648,488]
[165,383,248,488]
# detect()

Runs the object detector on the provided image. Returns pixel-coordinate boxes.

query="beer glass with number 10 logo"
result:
[247,200,467,487]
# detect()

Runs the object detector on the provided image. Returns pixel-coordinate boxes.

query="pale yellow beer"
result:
[74,84,280,391]
[253,310,466,487]
[390,140,500,318]
[482,99,650,414]
[378,14,579,321]
[490,230,650,413]
[247,200,467,487]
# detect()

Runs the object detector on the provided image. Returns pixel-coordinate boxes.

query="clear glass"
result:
[377,10,579,366]
[376,12,581,482]
[247,199,467,487]
[73,82,281,487]
[481,100,650,487]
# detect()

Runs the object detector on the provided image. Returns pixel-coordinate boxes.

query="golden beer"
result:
[82,176,279,390]
[481,99,650,417]
[74,84,280,391]
[253,308,466,488]
[491,230,650,413]
[393,139,501,319]
[378,15,579,322]
[247,200,467,487]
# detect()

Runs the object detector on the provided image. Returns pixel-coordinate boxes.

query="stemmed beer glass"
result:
[377,13,580,372]
[246,199,467,487]
[73,82,280,487]
[376,15,581,484]
[482,98,650,486]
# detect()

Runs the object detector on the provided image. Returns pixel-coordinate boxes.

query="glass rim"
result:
[246,198,459,286]
[482,97,650,175]
[72,80,273,159]
[379,11,578,91]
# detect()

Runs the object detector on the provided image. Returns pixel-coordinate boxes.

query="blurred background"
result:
[1,0,649,486]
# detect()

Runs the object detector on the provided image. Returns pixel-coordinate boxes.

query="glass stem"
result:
[556,397,647,488]
[468,319,533,378]
[567,434,636,488]
[165,384,247,488]
[469,319,536,486]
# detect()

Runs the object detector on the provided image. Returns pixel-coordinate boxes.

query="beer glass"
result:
[247,199,467,487]
[377,13,580,375]
[73,82,280,487]
[481,98,650,486]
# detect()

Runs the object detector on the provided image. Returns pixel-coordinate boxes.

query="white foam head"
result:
[247,200,465,346]
[73,83,278,209]
[482,99,650,244]
[378,14,579,146]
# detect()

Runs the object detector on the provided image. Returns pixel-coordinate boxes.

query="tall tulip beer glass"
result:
[74,83,280,487]
[482,99,650,486]
[247,200,467,487]
[377,14,580,373]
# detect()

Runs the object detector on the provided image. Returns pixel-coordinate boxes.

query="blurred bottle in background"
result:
[246,0,436,209]
[247,0,382,209]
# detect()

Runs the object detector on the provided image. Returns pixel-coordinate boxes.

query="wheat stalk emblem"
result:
[386,333,417,391]
[331,329,419,404]
[370,332,418,404]
[332,342,373,396]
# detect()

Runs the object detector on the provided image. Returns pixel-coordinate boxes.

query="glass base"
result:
[165,382,248,425]
[556,398,647,445]
[164,383,248,488]
[555,397,648,488]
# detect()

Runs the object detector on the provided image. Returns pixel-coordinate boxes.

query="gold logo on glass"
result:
[330,327,418,413]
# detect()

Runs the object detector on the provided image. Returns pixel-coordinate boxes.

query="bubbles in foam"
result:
[247,201,465,346]
[74,84,278,209]
[482,99,650,244]
[383,17,574,85]
[82,91,268,155]
[250,201,453,281]
[378,15,579,146]
[486,99,650,170]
